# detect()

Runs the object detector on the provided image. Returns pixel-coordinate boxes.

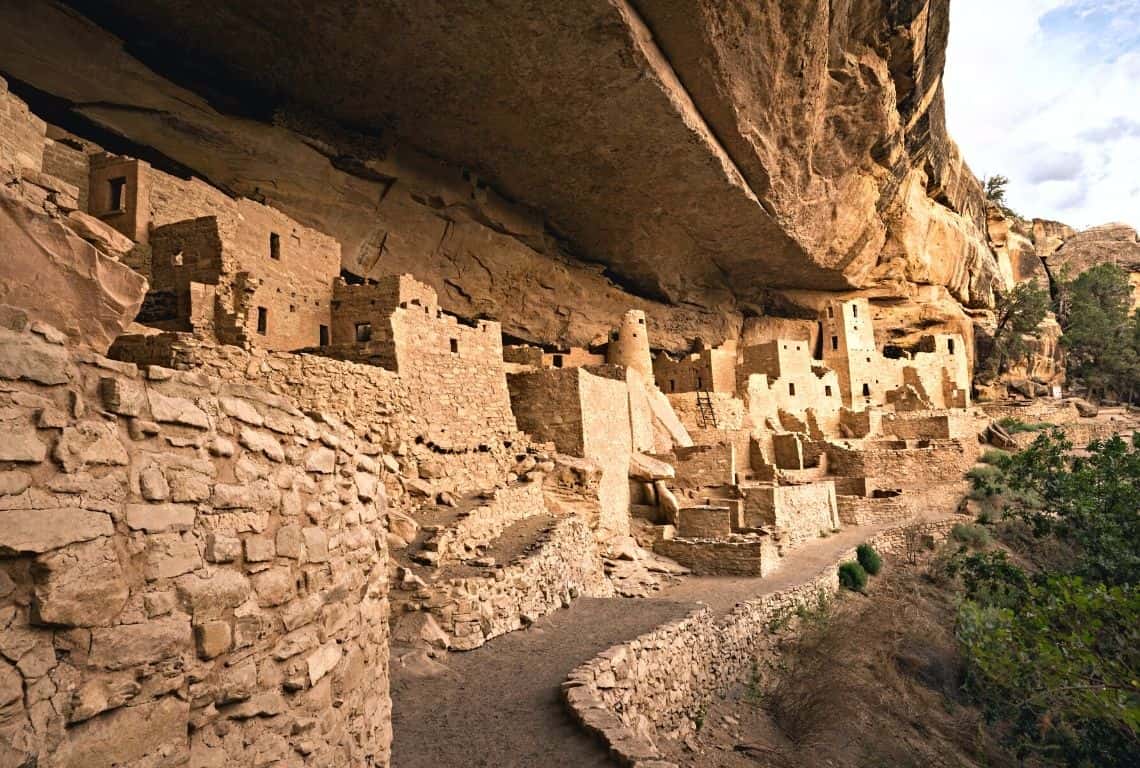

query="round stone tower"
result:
[606,309,654,384]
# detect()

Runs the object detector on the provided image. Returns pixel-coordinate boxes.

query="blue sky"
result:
[945,0,1140,229]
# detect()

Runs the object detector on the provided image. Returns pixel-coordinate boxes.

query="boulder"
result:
[1073,399,1099,418]
[629,452,674,482]
[0,189,146,352]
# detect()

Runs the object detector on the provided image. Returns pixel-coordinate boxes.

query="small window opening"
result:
[827,306,834,319]
[862,383,871,397]
[947,338,955,354]
[319,325,329,346]
[552,354,564,368]
[269,232,281,260]
[172,251,183,266]
[289,304,296,313]
[256,307,268,335]
[788,382,796,396]
[825,385,833,397]
[450,338,459,354]
[852,304,859,318]
[669,379,675,393]
[831,335,838,351]
[355,322,372,342]
[107,177,127,213]
[638,317,645,325]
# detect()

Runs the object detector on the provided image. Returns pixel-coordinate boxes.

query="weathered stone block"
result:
[304,446,336,474]
[31,538,128,627]
[144,533,201,581]
[53,421,128,473]
[252,567,295,607]
[194,620,233,659]
[90,617,192,670]
[51,694,188,768]
[147,390,209,429]
[125,503,195,533]
[0,507,113,555]
[204,533,241,563]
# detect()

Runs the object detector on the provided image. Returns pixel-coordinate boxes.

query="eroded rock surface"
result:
[0,0,996,351]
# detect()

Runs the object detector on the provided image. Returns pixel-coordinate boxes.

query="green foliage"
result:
[951,523,992,549]
[950,432,1140,765]
[1001,430,1140,586]
[838,561,868,592]
[856,543,882,576]
[957,578,1140,766]
[1058,263,1139,401]
[983,174,1019,217]
[980,448,1010,465]
[982,282,1050,379]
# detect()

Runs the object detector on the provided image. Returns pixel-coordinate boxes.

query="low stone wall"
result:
[566,518,957,767]
[826,438,978,489]
[412,515,612,650]
[424,482,545,564]
[978,399,1079,425]
[653,536,777,577]
[0,324,392,767]
[836,494,910,525]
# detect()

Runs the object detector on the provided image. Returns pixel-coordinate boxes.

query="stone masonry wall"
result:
[826,439,979,489]
[564,518,959,768]
[0,323,392,767]
[0,77,45,173]
[109,333,519,491]
[414,515,612,651]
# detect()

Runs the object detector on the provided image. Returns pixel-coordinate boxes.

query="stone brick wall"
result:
[41,139,89,212]
[743,482,839,544]
[881,410,973,440]
[836,494,911,525]
[565,517,959,767]
[109,333,520,492]
[421,483,544,564]
[0,324,392,767]
[389,307,516,442]
[660,443,735,490]
[826,439,979,488]
[414,515,612,651]
[0,78,45,173]
[653,536,777,577]
[508,368,587,455]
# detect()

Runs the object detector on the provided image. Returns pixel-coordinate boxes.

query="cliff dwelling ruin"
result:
[0,2,1137,767]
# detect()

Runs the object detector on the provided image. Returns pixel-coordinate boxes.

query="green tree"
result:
[984,174,1018,217]
[1058,264,1137,400]
[982,282,1050,379]
[952,430,1140,765]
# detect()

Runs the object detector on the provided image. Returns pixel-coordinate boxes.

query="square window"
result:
[355,322,372,342]
[552,354,564,368]
[825,385,833,397]
[450,338,459,354]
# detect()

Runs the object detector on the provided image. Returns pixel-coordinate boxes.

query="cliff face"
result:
[0,0,996,350]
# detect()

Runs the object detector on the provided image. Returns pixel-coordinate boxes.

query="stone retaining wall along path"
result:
[561,518,958,767]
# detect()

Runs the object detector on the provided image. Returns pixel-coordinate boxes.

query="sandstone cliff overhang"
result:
[1,1,996,324]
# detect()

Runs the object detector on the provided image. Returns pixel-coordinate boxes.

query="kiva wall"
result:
[0,323,393,767]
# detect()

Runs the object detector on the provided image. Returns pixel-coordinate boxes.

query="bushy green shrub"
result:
[856,543,882,576]
[980,448,1010,465]
[951,523,992,548]
[838,561,867,592]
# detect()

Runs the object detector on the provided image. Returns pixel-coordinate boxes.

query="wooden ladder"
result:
[695,390,718,429]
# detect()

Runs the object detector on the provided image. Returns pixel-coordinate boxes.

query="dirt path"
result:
[389,523,916,768]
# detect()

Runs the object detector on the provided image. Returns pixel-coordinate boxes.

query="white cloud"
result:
[945,0,1140,229]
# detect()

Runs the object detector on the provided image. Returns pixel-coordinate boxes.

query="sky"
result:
[944,0,1140,229]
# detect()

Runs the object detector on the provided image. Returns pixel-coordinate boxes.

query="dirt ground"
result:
[389,522,917,767]
[657,556,1017,768]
